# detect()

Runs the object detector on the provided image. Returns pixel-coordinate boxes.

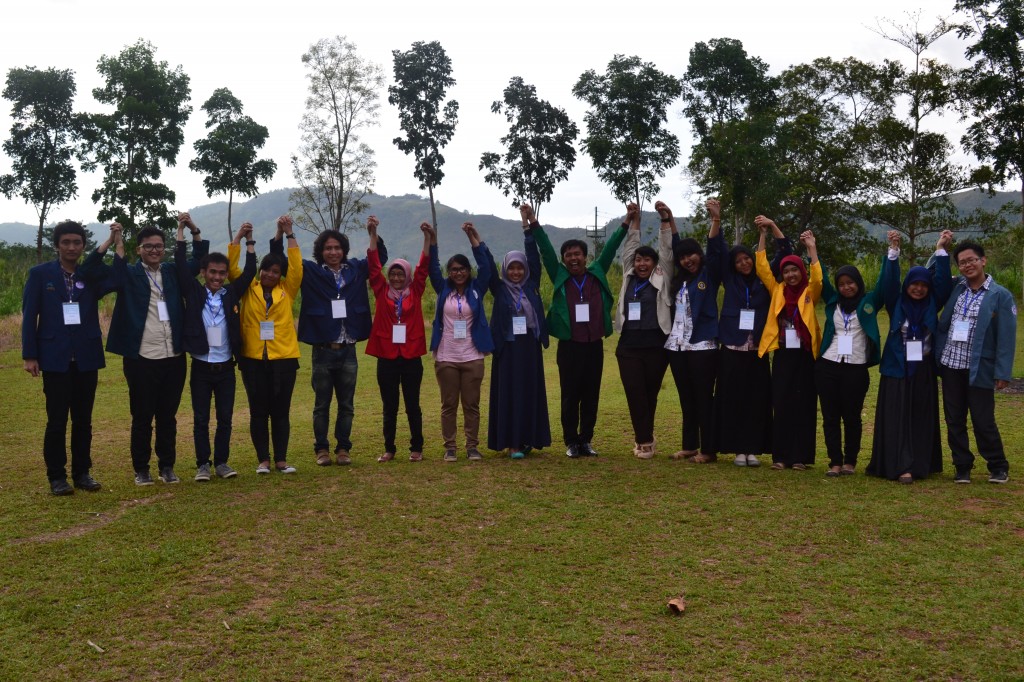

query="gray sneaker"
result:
[194,463,212,482]
[467,448,483,461]
[159,467,180,484]
[135,470,154,486]
[215,464,238,479]
[443,449,457,463]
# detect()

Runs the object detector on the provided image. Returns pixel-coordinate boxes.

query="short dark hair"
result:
[200,252,229,270]
[953,240,985,263]
[560,239,588,259]
[137,225,166,242]
[313,230,349,265]
[634,245,659,265]
[52,220,86,246]
[259,253,287,272]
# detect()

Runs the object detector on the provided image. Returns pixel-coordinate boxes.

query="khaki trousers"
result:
[434,359,485,450]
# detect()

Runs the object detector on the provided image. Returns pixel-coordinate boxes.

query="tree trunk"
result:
[227,189,234,242]
[36,215,45,263]
[428,185,438,229]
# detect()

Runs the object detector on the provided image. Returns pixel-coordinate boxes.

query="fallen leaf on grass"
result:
[667,596,686,615]
[87,640,105,653]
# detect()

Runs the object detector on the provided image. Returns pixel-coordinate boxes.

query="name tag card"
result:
[331,299,347,319]
[837,335,854,356]
[453,319,468,339]
[157,301,170,322]
[392,324,406,344]
[627,301,641,321]
[951,320,971,342]
[785,328,800,348]
[738,309,755,331]
[206,326,224,347]
[575,303,590,323]
[906,340,923,362]
[259,321,275,341]
[62,302,81,325]
[512,316,528,335]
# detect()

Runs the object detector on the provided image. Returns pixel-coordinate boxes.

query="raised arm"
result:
[426,222,444,293]
[801,231,823,303]
[524,227,542,288]
[931,230,954,307]
[619,203,641,269]
[703,199,726,287]
[464,222,492,298]
[278,215,303,298]
[523,203,561,282]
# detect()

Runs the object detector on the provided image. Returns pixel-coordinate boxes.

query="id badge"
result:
[259,320,275,341]
[575,303,590,323]
[331,299,347,319]
[837,335,854,356]
[453,319,468,339]
[627,301,641,321]
[951,320,971,342]
[157,301,170,322]
[738,308,755,330]
[785,328,800,348]
[62,302,81,325]
[206,326,224,347]
[512,316,528,335]
[906,340,923,362]
[392,324,407,344]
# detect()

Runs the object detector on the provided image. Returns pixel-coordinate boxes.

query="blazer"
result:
[232,244,304,361]
[818,253,898,368]
[712,233,788,347]
[935,275,1018,388]
[428,243,494,354]
[613,227,675,334]
[878,253,952,379]
[177,240,256,359]
[756,250,824,358]
[533,223,627,341]
[21,252,118,372]
[666,232,722,345]
[366,248,429,360]
[483,232,549,354]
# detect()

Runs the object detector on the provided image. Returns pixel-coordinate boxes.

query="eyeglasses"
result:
[140,244,166,252]
[957,257,981,267]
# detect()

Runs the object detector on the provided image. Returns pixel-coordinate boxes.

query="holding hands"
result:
[936,230,953,252]
[177,212,198,235]
[276,215,294,238]
[753,215,776,233]
[462,221,481,247]
[705,198,721,221]
[520,204,536,228]
[233,222,254,244]
[887,230,901,250]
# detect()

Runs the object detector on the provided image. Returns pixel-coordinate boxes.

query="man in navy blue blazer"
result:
[22,221,123,495]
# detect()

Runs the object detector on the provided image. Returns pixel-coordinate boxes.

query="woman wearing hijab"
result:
[484,207,551,459]
[867,230,954,483]
[613,202,675,459]
[366,217,432,462]
[815,231,900,476]
[754,217,823,470]
[662,200,722,463]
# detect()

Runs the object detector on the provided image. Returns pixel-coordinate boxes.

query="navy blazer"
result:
[669,233,720,344]
[176,241,256,359]
[482,236,549,354]
[428,243,494,354]
[21,252,118,372]
[708,232,781,347]
[879,254,952,379]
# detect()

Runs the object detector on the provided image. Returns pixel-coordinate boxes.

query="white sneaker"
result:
[746,454,761,468]
[734,454,747,467]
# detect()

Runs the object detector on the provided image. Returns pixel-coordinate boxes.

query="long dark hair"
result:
[446,253,472,287]
[669,238,705,298]
[313,230,349,265]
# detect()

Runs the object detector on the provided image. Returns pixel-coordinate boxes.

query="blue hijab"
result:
[900,266,932,376]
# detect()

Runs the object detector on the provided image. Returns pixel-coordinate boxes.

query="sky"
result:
[1,0,976,231]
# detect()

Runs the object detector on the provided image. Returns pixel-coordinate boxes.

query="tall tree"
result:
[479,76,578,220]
[0,67,79,262]
[79,39,191,242]
[190,87,276,241]
[573,55,682,213]
[290,36,384,235]
[388,41,459,229]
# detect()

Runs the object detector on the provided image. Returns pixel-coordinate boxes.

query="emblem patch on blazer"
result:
[697,281,706,290]
[863,304,873,314]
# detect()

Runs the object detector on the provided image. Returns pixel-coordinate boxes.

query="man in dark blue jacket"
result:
[22,221,123,495]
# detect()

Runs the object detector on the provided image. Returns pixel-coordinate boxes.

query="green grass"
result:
[0,311,1022,681]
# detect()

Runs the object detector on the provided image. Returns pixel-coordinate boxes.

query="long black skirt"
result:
[866,362,943,480]
[487,334,552,451]
[771,349,817,465]
[713,348,772,455]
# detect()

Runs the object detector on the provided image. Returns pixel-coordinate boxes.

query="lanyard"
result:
[205,290,225,324]
[633,279,650,299]
[454,291,464,318]
[395,292,404,323]
[145,268,165,300]
[513,288,524,314]
[841,310,853,332]
[62,269,77,302]
[571,274,588,301]
[329,265,345,299]
[958,287,984,320]
[744,286,750,309]
[908,322,920,340]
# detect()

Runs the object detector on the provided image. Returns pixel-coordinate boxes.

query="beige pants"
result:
[434,359,485,450]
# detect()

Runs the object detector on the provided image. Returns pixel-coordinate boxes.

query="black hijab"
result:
[834,265,865,314]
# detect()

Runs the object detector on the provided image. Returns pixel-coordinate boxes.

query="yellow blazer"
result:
[230,244,304,360]
[755,249,823,358]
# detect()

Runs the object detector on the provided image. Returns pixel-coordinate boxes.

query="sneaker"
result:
[443,449,457,463]
[409,451,423,462]
[953,469,971,484]
[255,462,271,475]
[315,449,332,466]
[467,448,483,461]
[566,443,583,459]
[159,467,180,484]
[135,470,155,486]
[50,479,73,496]
[579,442,599,457]
[275,463,297,474]
[746,455,761,468]
[734,454,748,467]
[72,474,102,492]
[215,464,238,479]
[194,463,212,482]
[988,470,1009,484]
[377,452,396,463]
[510,450,525,460]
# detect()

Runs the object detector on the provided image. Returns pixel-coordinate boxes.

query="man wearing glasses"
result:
[83,214,207,485]
[936,241,1017,484]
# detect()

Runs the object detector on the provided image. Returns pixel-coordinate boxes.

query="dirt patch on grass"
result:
[10,493,173,545]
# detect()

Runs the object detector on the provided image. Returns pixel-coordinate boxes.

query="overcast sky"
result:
[1,0,974,230]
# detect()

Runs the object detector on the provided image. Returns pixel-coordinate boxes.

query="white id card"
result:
[738,308,755,330]
[951,320,971,342]
[785,328,800,348]
[392,324,407,344]
[206,326,224,347]
[157,301,170,322]
[62,302,81,325]
[837,335,854,355]
[628,301,641,321]
[331,299,347,319]
[575,303,590,323]
[906,340,923,362]
[259,320,275,341]
[512,316,528,335]
[453,319,468,339]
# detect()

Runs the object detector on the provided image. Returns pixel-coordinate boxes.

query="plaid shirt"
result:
[939,275,991,370]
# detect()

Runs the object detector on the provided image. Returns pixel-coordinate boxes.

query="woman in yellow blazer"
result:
[230,216,304,474]
[754,218,823,470]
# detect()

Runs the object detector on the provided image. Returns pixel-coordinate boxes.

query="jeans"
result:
[190,358,236,467]
[240,358,298,463]
[377,356,424,453]
[41,363,98,481]
[311,344,358,454]
[123,355,187,472]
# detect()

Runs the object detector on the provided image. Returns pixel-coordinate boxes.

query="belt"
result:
[195,359,235,372]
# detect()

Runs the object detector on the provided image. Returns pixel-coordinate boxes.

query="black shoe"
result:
[49,479,73,496]
[579,442,599,457]
[72,474,102,492]
[988,470,1009,484]
[954,469,971,484]
[566,443,583,459]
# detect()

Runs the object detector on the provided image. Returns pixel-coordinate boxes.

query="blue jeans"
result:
[311,344,358,453]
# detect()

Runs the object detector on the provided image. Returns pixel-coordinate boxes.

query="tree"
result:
[79,40,191,242]
[388,41,459,229]
[190,87,276,241]
[0,67,79,262]
[573,55,682,213]
[290,36,384,235]
[479,76,578,220]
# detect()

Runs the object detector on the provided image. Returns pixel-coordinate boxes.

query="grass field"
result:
[1,310,1022,681]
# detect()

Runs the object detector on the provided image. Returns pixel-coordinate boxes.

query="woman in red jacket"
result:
[366,217,432,462]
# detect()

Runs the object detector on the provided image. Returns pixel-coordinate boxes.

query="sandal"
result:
[316,450,333,467]
[898,473,913,485]
[691,453,717,464]
[669,450,698,461]
[634,442,655,460]
[409,451,423,462]
[770,462,785,470]
[841,464,856,476]
[792,463,807,471]
[826,466,842,477]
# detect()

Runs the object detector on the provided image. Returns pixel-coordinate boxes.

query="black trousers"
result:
[556,339,604,446]
[190,358,236,467]
[668,348,718,453]
[814,358,870,467]
[616,345,669,444]
[123,355,187,473]
[240,358,298,463]
[376,356,424,453]
[941,367,1009,474]
[42,363,98,481]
